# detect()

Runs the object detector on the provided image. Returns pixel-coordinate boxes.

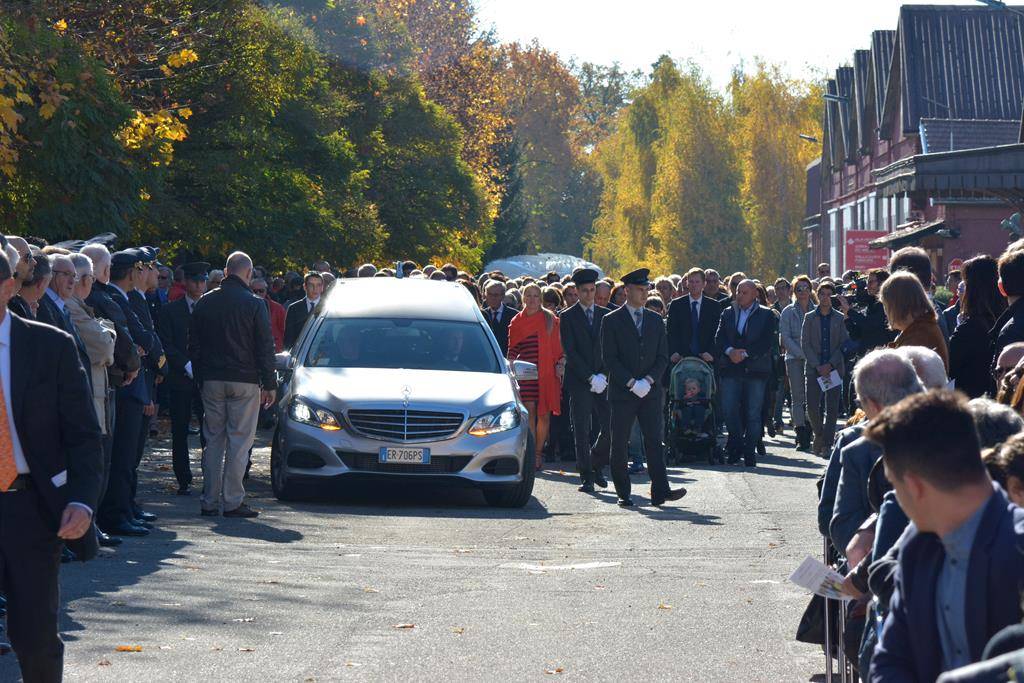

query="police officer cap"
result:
[110,248,144,269]
[138,246,161,265]
[182,262,210,281]
[571,268,600,286]
[620,268,650,286]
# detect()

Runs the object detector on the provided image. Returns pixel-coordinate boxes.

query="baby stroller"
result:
[667,357,717,464]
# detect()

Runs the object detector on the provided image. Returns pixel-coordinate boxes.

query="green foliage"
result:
[0,19,141,238]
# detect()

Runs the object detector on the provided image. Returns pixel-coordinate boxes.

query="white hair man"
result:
[894,345,948,390]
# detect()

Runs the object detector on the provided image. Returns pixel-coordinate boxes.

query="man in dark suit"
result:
[35,253,90,373]
[992,246,1024,371]
[97,249,159,537]
[865,390,1024,682]
[601,268,687,508]
[482,279,518,357]
[0,250,103,682]
[158,263,209,495]
[667,267,721,364]
[283,271,325,350]
[560,268,611,493]
[714,279,777,466]
[127,247,166,527]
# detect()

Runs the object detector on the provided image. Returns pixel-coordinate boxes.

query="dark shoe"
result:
[593,471,608,488]
[188,426,200,435]
[766,422,776,438]
[200,507,219,517]
[774,422,785,435]
[223,503,259,519]
[756,440,766,456]
[628,463,644,474]
[136,510,158,523]
[578,481,595,493]
[177,485,192,496]
[61,547,76,563]
[652,487,687,506]
[726,453,740,465]
[96,529,122,548]
[617,497,634,508]
[104,522,149,537]
[131,518,155,530]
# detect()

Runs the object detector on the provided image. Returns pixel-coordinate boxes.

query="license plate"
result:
[379,447,430,464]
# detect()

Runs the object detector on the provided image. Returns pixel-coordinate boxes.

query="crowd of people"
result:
[6,226,1024,681]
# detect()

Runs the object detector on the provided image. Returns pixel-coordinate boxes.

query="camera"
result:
[836,277,871,307]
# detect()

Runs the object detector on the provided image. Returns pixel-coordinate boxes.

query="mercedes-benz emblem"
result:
[401,385,412,408]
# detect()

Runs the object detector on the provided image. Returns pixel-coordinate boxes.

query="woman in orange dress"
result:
[508,283,564,470]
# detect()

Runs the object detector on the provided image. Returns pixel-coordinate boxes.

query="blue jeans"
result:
[719,376,767,460]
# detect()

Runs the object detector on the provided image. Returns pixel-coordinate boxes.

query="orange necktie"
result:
[0,375,17,491]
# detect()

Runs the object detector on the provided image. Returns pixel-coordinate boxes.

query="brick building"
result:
[805,5,1024,280]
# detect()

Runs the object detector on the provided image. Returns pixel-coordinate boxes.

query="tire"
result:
[270,429,313,502]
[483,431,536,508]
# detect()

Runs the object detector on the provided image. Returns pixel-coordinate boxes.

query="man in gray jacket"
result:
[801,281,849,456]
[779,277,815,450]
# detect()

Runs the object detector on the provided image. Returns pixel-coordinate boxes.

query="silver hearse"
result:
[271,277,536,507]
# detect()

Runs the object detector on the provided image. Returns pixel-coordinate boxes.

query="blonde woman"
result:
[880,271,949,370]
[508,283,564,470]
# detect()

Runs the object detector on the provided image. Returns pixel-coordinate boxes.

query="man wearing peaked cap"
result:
[158,262,209,495]
[561,267,612,493]
[125,247,166,531]
[600,267,687,507]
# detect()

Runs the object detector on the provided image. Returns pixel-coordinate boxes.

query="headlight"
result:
[289,398,342,431]
[468,403,520,437]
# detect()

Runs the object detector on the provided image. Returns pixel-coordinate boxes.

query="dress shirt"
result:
[582,304,595,326]
[109,282,130,301]
[487,304,504,323]
[726,302,757,356]
[624,303,644,335]
[305,297,320,314]
[936,496,990,672]
[45,287,66,312]
[185,296,197,314]
[0,313,28,474]
[688,294,703,317]
[0,314,91,513]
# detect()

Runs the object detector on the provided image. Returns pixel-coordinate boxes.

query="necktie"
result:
[0,366,17,491]
[492,309,498,324]
[690,301,700,355]
[308,300,314,314]
[586,307,593,327]
[634,309,643,334]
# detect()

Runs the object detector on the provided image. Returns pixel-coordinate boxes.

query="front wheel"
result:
[270,429,312,501]
[484,431,536,508]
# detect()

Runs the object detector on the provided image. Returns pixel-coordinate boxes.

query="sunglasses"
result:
[252,288,267,294]
[795,286,810,292]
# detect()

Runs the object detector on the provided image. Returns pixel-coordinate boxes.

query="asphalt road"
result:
[3,422,827,682]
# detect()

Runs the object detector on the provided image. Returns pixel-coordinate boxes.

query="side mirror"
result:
[274,352,293,372]
[511,360,538,381]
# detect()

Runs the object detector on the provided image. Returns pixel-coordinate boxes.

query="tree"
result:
[731,62,823,278]
[486,133,531,260]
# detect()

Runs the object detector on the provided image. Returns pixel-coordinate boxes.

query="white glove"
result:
[630,378,651,398]
[590,373,608,394]
[185,361,193,379]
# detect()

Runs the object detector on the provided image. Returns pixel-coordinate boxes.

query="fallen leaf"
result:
[98,659,111,666]
[238,647,255,652]
[455,548,471,554]
[658,603,673,610]
[544,667,565,674]
[344,662,361,668]
[594,585,606,590]
[452,627,465,634]
[115,645,142,652]
[393,623,416,629]
[211,646,223,652]
[363,587,379,593]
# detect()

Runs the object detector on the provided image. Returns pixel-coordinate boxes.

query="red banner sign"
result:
[845,231,890,273]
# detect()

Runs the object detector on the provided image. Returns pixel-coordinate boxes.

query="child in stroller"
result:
[676,378,709,438]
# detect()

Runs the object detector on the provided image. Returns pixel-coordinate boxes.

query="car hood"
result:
[292,367,516,413]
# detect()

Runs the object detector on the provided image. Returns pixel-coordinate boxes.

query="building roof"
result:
[881,5,1024,139]
[871,142,1024,210]
[836,66,857,163]
[853,50,872,153]
[870,30,897,128]
[919,118,1021,153]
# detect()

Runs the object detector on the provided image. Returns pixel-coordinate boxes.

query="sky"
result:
[475,0,975,88]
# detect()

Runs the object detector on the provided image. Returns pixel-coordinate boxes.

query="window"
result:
[829,209,840,274]
[305,318,501,373]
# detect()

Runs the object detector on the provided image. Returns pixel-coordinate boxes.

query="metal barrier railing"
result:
[823,536,855,683]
